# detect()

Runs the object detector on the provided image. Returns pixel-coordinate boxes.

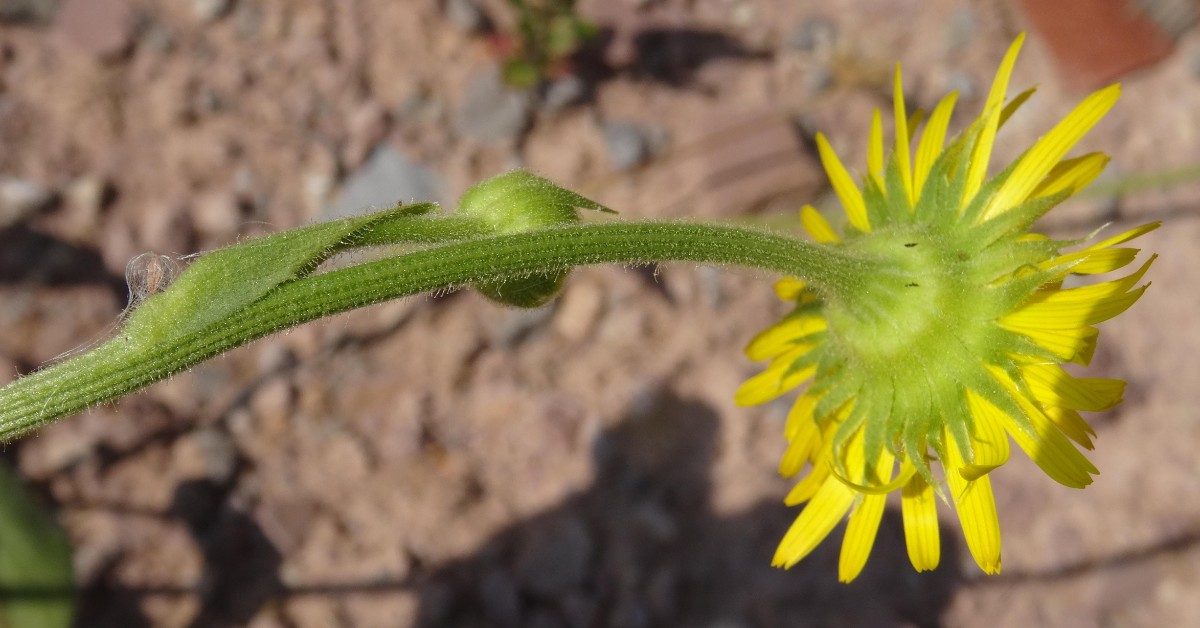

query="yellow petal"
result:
[1044,247,1138,275]
[989,367,1097,488]
[773,474,855,568]
[1000,320,1098,364]
[799,205,841,243]
[963,33,1024,208]
[784,390,820,441]
[944,428,1003,574]
[1041,406,1096,449]
[893,65,914,206]
[745,314,828,361]
[1042,222,1158,275]
[868,108,885,192]
[735,348,817,406]
[999,86,1037,128]
[1084,222,1161,252]
[913,91,958,201]
[839,493,886,582]
[816,133,871,232]
[982,84,1121,221]
[1020,363,1124,411]
[1030,152,1110,200]
[1002,256,1154,329]
[784,459,831,505]
[773,277,808,301]
[780,400,821,477]
[901,472,941,572]
[961,390,1012,480]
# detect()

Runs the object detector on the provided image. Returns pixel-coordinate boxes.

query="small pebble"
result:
[540,74,586,113]
[192,0,232,23]
[785,16,837,53]
[185,427,240,485]
[443,0,486,34]
[944,7,978,54]
[601,121,650,171]
[192,188,242,236]
[803,64,834,95]
[491,305,555,349]
[552,280,605,342]
[233,0,263,39]
[455,65,534,144]
[0,176,54,228]
[730,1,755,27]
[139,19,175,53]
[326,146,444,220]
[303,171,334,217]
[941,70,978,102]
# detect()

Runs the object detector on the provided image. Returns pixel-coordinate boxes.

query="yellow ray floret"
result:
[913,92,958,200]
[815,133,871,232]
[892,65,914,206]
[868,109,885,191]
[900,473,940,571]
[962,33,1025,207]
[944,428,1002,574]
[982,84,1121,221]
[799,205,841,243]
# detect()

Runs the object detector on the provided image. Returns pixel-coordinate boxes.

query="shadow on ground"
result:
[62,388,964,627]
[412,388,962,627]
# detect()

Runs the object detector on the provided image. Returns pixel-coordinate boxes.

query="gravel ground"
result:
[2,1,1198,626]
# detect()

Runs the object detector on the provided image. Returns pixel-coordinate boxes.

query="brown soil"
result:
[2,1,1198,626]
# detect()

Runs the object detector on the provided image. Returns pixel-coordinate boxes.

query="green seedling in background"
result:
[497,0,598,88]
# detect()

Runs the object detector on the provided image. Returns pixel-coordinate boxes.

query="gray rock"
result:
[395,90,446,126]
[515,515,593,597]
[65,175,109,214]
[696,265,725,309]
[0,0,59,24]
[803,64,834,95]
[443,0,485,34]
[944,7,977,54]
[601,121,650,171]
[0,176,54,228]
[233,0,262,39]
[192,0,232,23]
[541,74,586,113]
[785,16,837,53]
[139,19,175,54]
[456,65,533,143]
[942,70,979,102]
[490,305,555,349]
[326,146,445,220]
[187,427,239,484]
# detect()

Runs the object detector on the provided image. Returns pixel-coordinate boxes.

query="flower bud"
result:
[457,170,612,308]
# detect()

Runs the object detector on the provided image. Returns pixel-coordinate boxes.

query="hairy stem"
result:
[0,220,867,439]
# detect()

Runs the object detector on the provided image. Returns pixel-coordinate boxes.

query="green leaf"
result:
[122,203,425,346]
[0,463,73,628]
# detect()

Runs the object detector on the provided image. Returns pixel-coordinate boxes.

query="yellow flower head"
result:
[738,34,1158,582]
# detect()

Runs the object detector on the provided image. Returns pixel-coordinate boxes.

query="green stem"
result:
[0,220,864,440]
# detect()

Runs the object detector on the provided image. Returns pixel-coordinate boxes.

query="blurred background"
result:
[1,0,1198,626]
